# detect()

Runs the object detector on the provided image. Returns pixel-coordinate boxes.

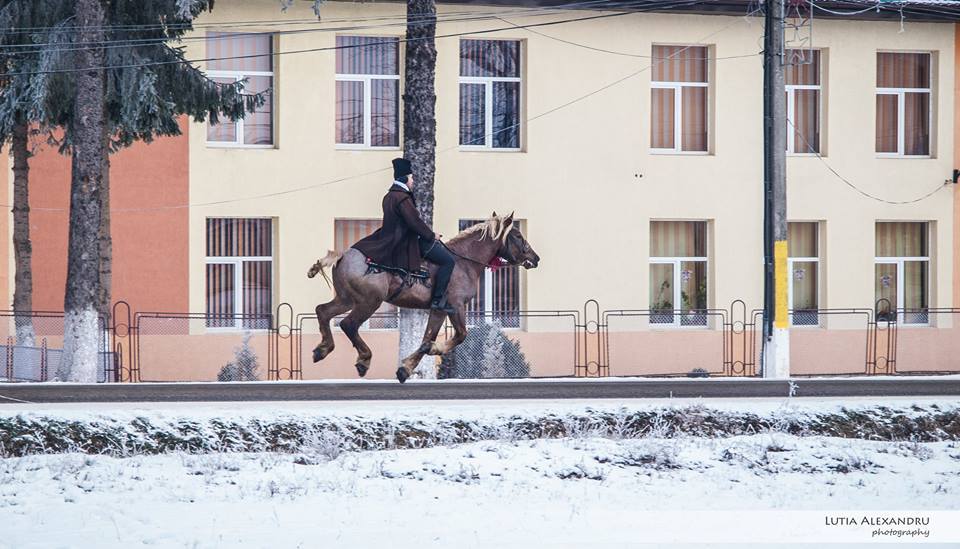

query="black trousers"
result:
[419,239,455,301]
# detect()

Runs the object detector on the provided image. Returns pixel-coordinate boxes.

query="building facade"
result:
[4,0,960,380]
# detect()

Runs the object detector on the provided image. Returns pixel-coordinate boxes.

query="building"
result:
[3,0,960,380]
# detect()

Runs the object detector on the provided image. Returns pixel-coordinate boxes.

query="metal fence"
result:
[0,310,111,382]
[1,298,957,382]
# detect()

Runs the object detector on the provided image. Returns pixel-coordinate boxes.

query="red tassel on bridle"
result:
[487,256,509,270]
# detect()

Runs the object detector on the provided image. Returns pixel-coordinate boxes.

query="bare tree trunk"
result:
[11,119,35,347]
[399,0,438,379]
[59,0,106,382]
[98,135,112,326]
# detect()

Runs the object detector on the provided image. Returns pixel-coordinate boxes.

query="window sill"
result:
[648,324,713,331]
[335,145,402,152]
[649,150,710,156]
[787,153,821,158]
[206,143,276,150]
[459,146,523,153]
[876,154,933,160]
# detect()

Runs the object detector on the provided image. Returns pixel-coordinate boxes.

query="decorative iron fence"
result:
[0,299,956,383]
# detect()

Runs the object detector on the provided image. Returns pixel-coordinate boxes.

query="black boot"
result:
[430,295,455,314]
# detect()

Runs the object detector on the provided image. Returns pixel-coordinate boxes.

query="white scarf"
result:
[392,180,411,192]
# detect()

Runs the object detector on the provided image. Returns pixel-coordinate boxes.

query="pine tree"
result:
[0,0,271,381]
[217,332,260,381]
[481,320,507,377]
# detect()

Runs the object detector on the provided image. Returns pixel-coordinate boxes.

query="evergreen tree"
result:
[0,0,271,381]
[439,321,531,379]
[217,332,260,381]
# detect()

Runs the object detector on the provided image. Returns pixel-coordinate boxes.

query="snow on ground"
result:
[3,394,959,419]
[1,398,958,547]
[1,435,959,548]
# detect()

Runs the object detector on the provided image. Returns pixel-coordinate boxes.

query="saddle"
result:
[364,257,432,301]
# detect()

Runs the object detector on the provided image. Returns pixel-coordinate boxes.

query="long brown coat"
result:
[352,185,436,272]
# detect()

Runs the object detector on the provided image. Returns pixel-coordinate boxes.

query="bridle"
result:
[439,237,515,268]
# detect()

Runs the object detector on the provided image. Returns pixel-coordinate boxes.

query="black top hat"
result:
[392,158,413,181]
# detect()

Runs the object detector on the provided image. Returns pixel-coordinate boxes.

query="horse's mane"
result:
[447,216,510,247]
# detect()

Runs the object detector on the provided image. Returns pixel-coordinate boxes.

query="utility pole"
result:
[762,0,790,378]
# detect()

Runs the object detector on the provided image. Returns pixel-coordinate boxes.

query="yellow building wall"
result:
[178,1,956,377]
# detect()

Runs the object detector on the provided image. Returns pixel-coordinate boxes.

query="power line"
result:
[1,7,687,77]
[17,4,760,214]
[788,118,949,204]
[495,14,760,59]
[0,0,651,37]
[0,0,626,52]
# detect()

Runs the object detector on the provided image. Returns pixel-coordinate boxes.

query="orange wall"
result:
[26,119,189,315]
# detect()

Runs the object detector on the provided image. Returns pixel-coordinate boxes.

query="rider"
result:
[352,158,456,314]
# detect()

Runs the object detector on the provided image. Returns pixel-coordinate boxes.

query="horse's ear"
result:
[502,212,515,230]
[491,211,498,219]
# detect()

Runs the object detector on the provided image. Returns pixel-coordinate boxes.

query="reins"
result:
[439,240,511,269]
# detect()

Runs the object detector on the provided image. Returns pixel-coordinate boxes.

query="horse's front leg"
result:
[429,306,467,356]
[397,309,448,383]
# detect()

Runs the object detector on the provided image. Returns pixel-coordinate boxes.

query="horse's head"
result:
[492,211,540,269]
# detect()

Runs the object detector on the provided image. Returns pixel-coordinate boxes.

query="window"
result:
[206,218,273,329]
[459,219,522,327]
[875,222,929,324]
[334,219,398,329]
[788,222,819,325]
[649,221,708,326]
[206,32,274,146]
[651,45,708,153]
[785,49,821,154]
[335,36,400,148]
[876,52,931,156]
[459,39,521,150]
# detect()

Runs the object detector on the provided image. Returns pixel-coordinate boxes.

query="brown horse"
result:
[308,212,540,383]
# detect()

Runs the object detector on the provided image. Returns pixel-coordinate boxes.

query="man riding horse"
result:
[308,158,540,383]
[351,158,457,314]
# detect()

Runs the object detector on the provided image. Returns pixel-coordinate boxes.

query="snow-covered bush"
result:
[439,321,530,379]
[217,332,260,382]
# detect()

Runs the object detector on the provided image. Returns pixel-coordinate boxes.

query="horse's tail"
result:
[307,250,341,290]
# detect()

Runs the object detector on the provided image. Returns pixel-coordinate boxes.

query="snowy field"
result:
[1,397,959,548]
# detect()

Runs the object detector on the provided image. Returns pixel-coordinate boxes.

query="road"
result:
[1,376,958,403]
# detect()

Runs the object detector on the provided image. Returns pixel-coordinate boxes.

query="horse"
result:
[307,212,540,383]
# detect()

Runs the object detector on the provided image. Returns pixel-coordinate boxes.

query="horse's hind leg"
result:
[338,300,381,377]
[313,294,352,363]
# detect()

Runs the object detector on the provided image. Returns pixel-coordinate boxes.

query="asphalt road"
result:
[0,377,958,403]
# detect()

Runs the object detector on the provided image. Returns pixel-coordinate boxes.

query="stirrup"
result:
[430,297,455,314]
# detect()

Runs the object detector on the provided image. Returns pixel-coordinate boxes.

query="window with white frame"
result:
[651,45,709,153]
[459,219,522,327]
[876,52,931,156]
[206,32,274,146]
[334,219,398,329]
[335,36,400,148]
[875,222,929,324]
[788,222,819,325]
[649,221,708,326]
[206,218,273,330]
[785,49,821,154]
[459,39,521,150]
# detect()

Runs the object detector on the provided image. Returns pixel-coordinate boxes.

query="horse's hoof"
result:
[313,346,330,364]
[396,367,409,384]
[356,363,369,377]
